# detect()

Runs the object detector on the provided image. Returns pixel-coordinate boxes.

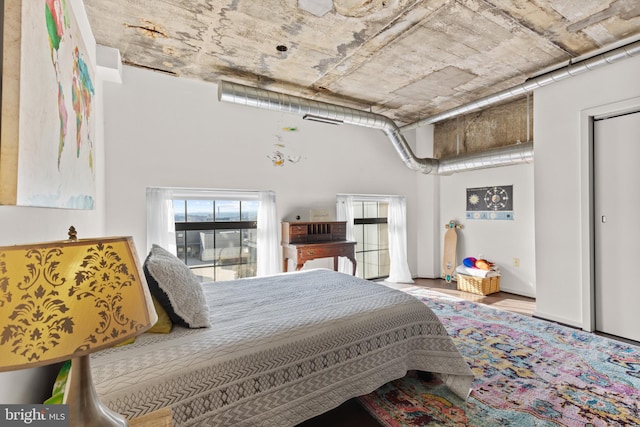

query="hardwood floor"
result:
[401,277,536,316]
[296,277,536,427]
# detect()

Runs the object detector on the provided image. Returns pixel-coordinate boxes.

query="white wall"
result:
[534,54,640,327]
[436,164,536,296]
[0,0,106,404]
[102,65,420,273]
[415,125,439,278]
[414,124,537,295]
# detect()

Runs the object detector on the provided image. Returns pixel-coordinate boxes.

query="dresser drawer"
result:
[282,240,356,273]
[282,222,308,244]
[282,221,348,244]
[289,225,307,235]
[331,223,347,240]
[288,225,307,243]
[297,243,354,259]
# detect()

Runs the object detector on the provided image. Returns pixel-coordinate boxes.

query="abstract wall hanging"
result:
[267,118,304,167]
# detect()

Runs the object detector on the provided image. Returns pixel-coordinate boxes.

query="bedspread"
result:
[91,269,473,426]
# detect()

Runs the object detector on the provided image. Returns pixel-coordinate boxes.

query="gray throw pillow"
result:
[143,244,210,328]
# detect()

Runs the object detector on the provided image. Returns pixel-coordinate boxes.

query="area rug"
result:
[358,287,640,427]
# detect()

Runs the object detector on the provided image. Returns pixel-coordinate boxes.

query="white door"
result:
[594,111,640,342]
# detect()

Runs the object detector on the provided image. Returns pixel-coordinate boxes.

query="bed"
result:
[91,267,474,426]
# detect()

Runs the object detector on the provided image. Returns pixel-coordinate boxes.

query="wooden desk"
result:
[282,240,357,274]
[281,221,357,275]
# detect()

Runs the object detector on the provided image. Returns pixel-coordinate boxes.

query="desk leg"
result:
[283,258,288,272]
[335,256,357,275]
[349,256,357,276]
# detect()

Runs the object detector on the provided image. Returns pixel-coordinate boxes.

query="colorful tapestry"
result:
[360,287,640,427]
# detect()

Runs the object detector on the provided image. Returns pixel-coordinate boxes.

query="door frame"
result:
[580,96,640,331]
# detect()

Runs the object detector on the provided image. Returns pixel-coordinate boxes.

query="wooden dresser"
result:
[281,221,356,275]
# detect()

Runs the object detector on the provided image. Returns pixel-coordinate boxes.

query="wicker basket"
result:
[456,274,500,295]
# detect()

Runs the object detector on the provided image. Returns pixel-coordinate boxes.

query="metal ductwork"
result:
[437,142,533,175]
[402,39,640,130]
[218,80,437,174]
[218,39,637,174]
[218,80,530,174]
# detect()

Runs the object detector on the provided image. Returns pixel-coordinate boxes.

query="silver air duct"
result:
[218,39,635,174]
[402,39,640,130]
[437,142,533,175]
[218,80,437,173]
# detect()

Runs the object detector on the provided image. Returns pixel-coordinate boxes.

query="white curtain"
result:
[386,196,414,283]
[335,195,355,274]
[257,190,280,276]
[337,193,413,282]
[146,187,177,255]
[146,187,279,276]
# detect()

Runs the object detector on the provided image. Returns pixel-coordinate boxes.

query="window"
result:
[337,194,411,283]
[353,201,389,280]
[173,198,258,282]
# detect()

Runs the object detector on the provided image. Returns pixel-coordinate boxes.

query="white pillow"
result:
[143,244,210,328]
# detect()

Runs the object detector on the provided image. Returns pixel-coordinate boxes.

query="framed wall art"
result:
[466,185,513,220]
[1,0,95,209]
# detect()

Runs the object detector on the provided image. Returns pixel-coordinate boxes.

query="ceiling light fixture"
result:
[302,114,344,125]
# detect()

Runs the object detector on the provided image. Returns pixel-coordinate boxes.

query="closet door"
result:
[594,111,640,342]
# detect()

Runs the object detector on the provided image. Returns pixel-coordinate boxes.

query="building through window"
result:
[173,198,258,282]
[353,201,389,280]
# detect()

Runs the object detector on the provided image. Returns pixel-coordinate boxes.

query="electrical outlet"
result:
[513,258,520,267]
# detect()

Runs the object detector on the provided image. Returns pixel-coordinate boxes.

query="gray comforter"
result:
[92,269,473,426]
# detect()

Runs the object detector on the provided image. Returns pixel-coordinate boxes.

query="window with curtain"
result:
[337,194,413,283]
[146,188,279,282]
[353,201,389,280]
[173,198,258,281]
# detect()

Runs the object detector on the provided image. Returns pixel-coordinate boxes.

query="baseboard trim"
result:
[532,311,582,329]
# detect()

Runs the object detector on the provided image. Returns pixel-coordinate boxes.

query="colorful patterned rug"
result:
[358,287,640,427]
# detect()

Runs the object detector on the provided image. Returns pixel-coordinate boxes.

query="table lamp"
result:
[0,227,157,426]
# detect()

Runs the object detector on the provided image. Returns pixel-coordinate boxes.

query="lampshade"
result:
[0,232,157,426]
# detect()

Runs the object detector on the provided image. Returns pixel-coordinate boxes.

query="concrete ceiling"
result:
[84,0,640,125]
